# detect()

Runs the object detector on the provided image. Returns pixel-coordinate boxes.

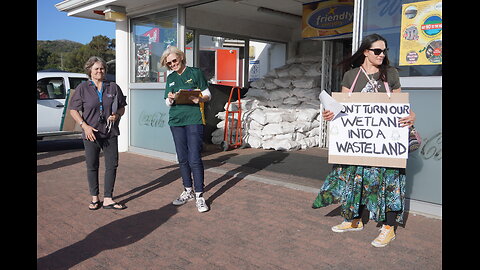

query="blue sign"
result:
[307,4,354,30]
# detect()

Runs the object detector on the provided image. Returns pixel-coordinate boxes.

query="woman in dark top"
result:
[69,56,128,210]
[313,34,416,247]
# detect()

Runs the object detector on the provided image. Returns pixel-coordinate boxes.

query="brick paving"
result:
[37,148,441,270]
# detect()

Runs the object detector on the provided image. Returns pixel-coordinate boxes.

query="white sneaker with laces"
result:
[172,190,195,206]
[371,225,396,247]
[196,197,209,213]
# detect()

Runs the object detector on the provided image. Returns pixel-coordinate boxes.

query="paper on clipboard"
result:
[174,89,202,104]
[319,90,345,119]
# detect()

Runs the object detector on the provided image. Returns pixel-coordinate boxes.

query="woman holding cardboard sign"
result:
[160,46,211,213]
[313,34,416,248]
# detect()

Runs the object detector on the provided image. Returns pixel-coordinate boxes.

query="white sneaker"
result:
[371,225,396,247]
[196,197,209,213]
[172,190,195,206]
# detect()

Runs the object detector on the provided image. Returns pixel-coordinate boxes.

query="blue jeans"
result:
[170,124,205,193]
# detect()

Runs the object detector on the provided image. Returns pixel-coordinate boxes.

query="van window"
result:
[37,77,66,100]
[69,77,88,90]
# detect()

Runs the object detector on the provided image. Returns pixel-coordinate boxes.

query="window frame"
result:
[129,8,179,88]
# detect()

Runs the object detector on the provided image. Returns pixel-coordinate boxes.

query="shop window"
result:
[198,35,245,87]
[248,40,286,82]
[131,10,177,83]
[194,35,287,87]
[361,0,441,77]
[185,29,195,68]
[37,77,65,100]
[130,90,176,154]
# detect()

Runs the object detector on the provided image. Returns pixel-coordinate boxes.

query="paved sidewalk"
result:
[37,149,441,270]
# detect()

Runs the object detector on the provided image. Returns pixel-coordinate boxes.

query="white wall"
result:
[249,41,286,80]
[186,9,294,43]
[115,20,129,152]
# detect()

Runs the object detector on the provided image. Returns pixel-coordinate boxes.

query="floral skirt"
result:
[312,164,406,224]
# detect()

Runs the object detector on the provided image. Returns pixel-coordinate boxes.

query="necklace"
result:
[360,66,379,92]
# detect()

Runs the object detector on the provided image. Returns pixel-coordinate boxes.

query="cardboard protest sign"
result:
[60,89,82,132]
[328,92,410,168]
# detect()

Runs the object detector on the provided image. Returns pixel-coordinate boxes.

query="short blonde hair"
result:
[84,56,107,79]
[160,46,186,70]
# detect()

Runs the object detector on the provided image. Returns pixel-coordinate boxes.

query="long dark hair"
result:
[338,34,391,82]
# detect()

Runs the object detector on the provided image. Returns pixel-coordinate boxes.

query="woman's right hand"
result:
[82,124,98,141]
[167,92,176,101]
[322,109,335,121]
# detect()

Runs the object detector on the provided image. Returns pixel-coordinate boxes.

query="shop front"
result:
[56,0,441,217]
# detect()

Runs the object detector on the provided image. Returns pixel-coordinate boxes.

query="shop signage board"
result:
[328,93,410,168]
[302,0,354,39]
[399,0,442,66]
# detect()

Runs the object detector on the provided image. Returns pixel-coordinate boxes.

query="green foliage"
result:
[37,35,116,74]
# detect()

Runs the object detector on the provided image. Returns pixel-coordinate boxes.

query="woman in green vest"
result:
[160,46,211,213]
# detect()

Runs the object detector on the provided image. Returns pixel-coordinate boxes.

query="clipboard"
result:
[174,89,202,104]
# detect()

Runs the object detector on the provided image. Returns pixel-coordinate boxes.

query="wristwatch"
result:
[79,121,84,126]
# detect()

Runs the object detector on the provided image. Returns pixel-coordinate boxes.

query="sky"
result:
[37,0,116,44]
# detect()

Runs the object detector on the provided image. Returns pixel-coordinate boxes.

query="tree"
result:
[37,47,51,70]
[37,36,116,74]
[64,35,116,74]
[37,40,83,71]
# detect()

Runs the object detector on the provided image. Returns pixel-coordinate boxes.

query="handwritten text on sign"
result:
[329,103,410,160]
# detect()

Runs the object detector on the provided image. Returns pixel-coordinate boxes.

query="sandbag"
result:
[273,78,293,88]
[262,122,296,136]
[288,64,306,77]
[263,139,300,151]
[212,54,325,151]
[292,77,320,88]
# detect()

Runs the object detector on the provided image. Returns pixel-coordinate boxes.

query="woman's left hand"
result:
[399,110,416,128]
[190,96,207,104]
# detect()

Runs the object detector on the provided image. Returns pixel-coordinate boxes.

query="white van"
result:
[37,71,89,138]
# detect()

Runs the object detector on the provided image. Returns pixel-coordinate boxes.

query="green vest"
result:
[164,67,209,126]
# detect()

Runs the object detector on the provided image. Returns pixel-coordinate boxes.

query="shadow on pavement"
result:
[205,151,289,206]
[37,204,178,270]
[37,138,84,153]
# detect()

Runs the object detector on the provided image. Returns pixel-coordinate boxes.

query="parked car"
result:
[37,71,89,138]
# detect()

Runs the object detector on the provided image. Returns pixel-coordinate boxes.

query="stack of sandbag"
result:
[211,55,323,151]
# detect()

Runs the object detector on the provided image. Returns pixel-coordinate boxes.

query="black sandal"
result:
[103,203,127,210]
[89,201,101,210]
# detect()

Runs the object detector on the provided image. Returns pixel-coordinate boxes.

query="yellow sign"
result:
[399,0,442,66]
[302,0,354,39]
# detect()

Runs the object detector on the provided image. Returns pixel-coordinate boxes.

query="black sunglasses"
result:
[367,48,388,55]
[166,58,178,66]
